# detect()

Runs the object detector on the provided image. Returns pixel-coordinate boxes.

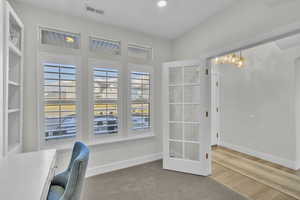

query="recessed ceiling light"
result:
[157,0,167,8]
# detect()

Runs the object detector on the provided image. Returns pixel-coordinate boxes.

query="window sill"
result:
[43,133,156,151]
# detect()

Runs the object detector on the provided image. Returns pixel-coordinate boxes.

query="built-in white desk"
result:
[0,150,57,200]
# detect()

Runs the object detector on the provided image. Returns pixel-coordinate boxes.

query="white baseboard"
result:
[219,141,299,170]
[86,153,163,177]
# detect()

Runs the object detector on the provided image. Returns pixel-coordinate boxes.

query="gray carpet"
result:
[83,160,248,200]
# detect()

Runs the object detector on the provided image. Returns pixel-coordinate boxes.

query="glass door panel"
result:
[184,66,200,84]
[169,67,183,84]
[169,104,183,121]
[169,86,183,103]
[184,104,201,122]
[169,141,183,159]
[169,123,183,140]
[184,143,200,161]
[184,124,200,141]
[184,85,200,103]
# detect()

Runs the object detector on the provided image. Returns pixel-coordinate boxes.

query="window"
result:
[93,66,120,135]
[40,27,80,49]
[38,29,155,147]
[128,44,152,61]
[130,70,151,131]
[90,37,121,56]
[43,63,77,140]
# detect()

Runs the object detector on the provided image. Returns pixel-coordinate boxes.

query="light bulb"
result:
[237,61,243,68]
[231,55,237,63]
[223,56,229,63]
[214,57,219,64]
[157,0,167,7]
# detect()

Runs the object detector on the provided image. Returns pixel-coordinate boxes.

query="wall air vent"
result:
[86,6,104,15]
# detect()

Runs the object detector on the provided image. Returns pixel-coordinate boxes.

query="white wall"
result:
[12,2,172,170]
[216,42,300,167]
[173,0,300,168]
[295,58,300,168]
[0,0,4,158]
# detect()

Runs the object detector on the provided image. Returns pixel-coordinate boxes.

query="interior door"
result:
[162,60,211,176]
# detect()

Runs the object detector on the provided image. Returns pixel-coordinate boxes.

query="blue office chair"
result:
[47,142,90,200]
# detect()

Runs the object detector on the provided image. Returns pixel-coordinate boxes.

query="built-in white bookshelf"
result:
[4,2,23,155]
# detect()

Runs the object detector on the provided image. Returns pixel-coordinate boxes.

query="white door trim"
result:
[211,72,220,146]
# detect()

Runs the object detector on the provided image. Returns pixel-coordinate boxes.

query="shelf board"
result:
[8,80,20,86]
[8,109,20,114]
[8,41,22,56]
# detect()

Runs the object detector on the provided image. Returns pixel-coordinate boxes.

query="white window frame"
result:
[128,63,154,135]
[36,28,156,149]
[88,59,124,141]
[38,52,82,149]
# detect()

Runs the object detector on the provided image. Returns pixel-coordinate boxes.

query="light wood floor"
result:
[211,146,300,200]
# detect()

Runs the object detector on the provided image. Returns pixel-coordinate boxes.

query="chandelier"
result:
[214,52,245,68]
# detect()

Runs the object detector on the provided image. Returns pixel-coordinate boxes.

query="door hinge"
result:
[205,69,208,75]
[205,111,209,117]
[205,153,209,160]
[216,107,219,112]
[216,81,219,87]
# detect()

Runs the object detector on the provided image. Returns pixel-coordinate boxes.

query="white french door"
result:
[162,60,211,176]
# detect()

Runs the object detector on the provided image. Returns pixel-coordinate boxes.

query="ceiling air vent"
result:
[86,6,104,15]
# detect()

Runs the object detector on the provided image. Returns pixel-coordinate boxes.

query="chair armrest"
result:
[51,170,69,188]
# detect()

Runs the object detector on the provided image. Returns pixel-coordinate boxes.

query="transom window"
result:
[130,71,151,131]
[89,37,121,56]
[43,63,77,140]
[128,44,152,61]
[93,67,119,135]
[40,28,80,49]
